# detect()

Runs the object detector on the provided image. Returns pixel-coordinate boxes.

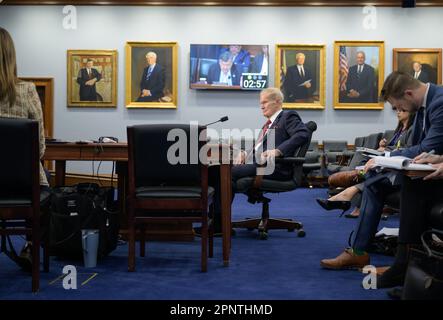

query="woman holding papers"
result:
[317,109,415,218]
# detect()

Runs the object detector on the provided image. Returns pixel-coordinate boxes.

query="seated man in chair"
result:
[195,87,310,235]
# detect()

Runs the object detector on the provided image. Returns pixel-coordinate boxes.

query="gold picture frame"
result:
[125,41,178,109]
[67,50,118,108]
[276,44,326,109]
[334,41,385,110]
[393,48,442,84]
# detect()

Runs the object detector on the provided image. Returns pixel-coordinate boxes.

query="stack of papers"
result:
[375,227,399,237]
[371,156,436,171]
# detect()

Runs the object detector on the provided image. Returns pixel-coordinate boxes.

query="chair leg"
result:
[43,244,49,273]
[208,205,214,258]
[201,217,208,273]
[128,220,136,272]
[32,223,40,293]
[140,225,146,258]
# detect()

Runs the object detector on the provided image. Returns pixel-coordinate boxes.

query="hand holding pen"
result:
[413,150,442,164]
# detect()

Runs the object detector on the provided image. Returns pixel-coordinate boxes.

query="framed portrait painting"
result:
[125,41,177,109]
[275,44,326,109]
[334,41,385,110]
[393,48,442,84]
[67,50,117,108]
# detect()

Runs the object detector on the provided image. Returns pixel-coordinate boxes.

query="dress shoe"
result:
[16,242,33,272]
[345,211,360,219]
[320,248,370,270]
[316,198,351,215]
[328,170,363,188]
[376,263,407,288]
[387,287,403,300]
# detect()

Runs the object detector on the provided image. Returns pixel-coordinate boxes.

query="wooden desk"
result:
[44,142,232,266]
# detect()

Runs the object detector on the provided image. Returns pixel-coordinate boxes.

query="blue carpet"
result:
[0,188,398,300]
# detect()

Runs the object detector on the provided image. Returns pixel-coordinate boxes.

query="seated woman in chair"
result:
[316,108,415,218]
[0,27,51,270]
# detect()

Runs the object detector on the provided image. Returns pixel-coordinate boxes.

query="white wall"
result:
[1,5,442,173]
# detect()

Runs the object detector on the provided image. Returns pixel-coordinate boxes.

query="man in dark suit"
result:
[412,61,430,83]
[137,51,165,102]
[206,51,241,86]
[195,88,309,235]
[220,45,251,74]
[283,52,315,102]
[321,72,443,282]
[249,45,268,75]
[77,59,102,101]
[342,51,377,103]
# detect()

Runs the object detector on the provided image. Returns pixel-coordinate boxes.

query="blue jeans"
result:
[351,173,400,251]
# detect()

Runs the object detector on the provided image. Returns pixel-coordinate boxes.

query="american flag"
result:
[339,46,349,92]
[280,50,287,89]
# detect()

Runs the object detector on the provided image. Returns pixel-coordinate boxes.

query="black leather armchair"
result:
[231,121,317,239]
[126,124,214,272]
[0,118,49,292]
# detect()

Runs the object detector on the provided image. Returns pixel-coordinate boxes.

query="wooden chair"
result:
[126,124,214,272]
[0,118,47,292]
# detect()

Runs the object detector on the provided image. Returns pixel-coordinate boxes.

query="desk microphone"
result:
[204,116,229,127]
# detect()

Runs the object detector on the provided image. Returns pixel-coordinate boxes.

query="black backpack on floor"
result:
[49,183,120,259]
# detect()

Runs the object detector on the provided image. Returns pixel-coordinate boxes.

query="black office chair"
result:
[0,118,50,292]
[231,121,317,240]
[126,124,214,272]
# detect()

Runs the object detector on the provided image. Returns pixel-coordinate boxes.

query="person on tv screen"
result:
[207,51,241,86]
[283,52,315,102]
[76,58,102,101]
[250,45,269,76]
[220,45,251,74]
[137,51,165,102]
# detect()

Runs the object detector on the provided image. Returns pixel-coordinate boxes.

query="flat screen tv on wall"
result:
[190,44,269,91]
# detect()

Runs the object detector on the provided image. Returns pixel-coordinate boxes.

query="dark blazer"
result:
[77,68,102,101]
[250,53,267,74]
[137,64,165,102]
[283,65,315,102]
[391,84,443,158]
[206,63,241,86]
[220,48,250,74]
[344,63,376,103]
[412,70,430,83]
[259,110,310,177]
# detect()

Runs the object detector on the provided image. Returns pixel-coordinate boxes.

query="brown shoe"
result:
[320,248,370,270]
[328,170,362,188]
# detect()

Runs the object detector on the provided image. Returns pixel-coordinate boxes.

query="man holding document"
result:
[320,71,443,289]
[283,53,315,102]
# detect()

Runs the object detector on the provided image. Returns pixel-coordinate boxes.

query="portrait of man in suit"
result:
[68,50,117,107]
[137,51,166,102]
[341,51,377,104]
[283,52,316,102]
[76,59,102,101]
[207,51,241,86]
[126,42,176,108]
[393,49,441,86]
[412,61,430,83]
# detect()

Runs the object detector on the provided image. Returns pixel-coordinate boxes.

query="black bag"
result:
[369,234,398,256]
[49,183,120,259]
[402,229,443,300]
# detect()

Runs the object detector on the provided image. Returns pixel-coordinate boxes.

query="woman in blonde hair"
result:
[0,27,50,270]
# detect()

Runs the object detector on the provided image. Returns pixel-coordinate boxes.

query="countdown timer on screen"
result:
[241,73,268,90]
